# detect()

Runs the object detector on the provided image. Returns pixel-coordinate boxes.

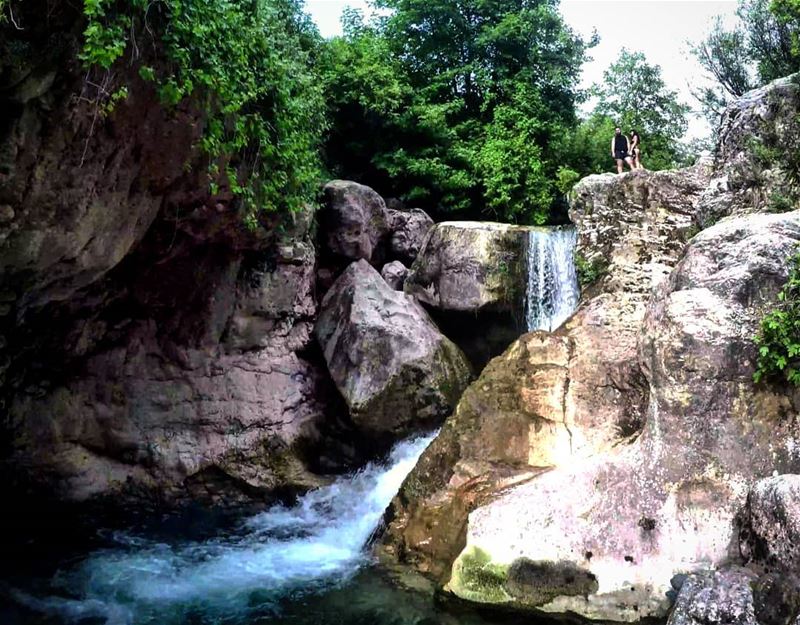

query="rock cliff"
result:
[379,75,800,621]
[0,9,446,518]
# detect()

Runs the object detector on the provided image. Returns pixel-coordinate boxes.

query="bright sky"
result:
[304,0,743,140]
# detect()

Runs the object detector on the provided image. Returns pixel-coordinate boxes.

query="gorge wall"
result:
[0,5,481,520]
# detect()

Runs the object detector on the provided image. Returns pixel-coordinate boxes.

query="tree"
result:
[690,19,757,125]
[742,0,799,81]
[590,50,690,171]
[772,0,800,56]
[319,9,408,190]
[692,0,800,126]
[324,0,593,223]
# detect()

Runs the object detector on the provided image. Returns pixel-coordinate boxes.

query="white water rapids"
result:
[15,432,436,625]
[525,226,580,332]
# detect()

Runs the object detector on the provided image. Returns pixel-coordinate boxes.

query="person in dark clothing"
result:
[610,126,634,173]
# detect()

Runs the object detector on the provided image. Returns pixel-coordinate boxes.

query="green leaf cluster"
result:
[755,250,800,385]
[319,0,593,224]
[79,0,327,223]
[692,0,800,127]
[574,253,607,288]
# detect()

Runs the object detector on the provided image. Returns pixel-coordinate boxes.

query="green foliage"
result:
[555,166,581,195]
[563,114,618,175]
[768,189,798,211]
[754,250,800,385]
[574,253,607,287]
[79,0,326,222]
[321,0,593,223]
[773,0,800,55]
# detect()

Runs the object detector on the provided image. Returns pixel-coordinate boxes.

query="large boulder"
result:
[319,180,390,266]
[744,475,800,573]
[387,208,434,265]
[405,221,529,313]
[379,163,711,581]
[314,260,472,439]
[405,221,564,369]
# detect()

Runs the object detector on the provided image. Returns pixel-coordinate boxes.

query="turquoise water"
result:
[0,433,537,625]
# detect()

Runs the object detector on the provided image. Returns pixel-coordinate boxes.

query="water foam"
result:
[22,432,436,625]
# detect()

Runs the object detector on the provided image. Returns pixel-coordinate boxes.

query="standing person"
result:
[611,126,634,173]
[629,129,643,169]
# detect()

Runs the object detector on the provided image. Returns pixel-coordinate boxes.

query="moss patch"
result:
[450,547,600,608]
[450,546,511,603]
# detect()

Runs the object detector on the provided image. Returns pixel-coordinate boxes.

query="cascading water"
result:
[10,432,436,625]
[525,226,580,332]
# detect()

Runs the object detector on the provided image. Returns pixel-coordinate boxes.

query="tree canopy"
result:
[321,0,593,224]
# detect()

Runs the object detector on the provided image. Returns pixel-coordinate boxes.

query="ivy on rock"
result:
[755,250,800,386]
[79,0,327,224]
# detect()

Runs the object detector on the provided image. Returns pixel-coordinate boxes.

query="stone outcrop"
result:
[698,73,800,225]
[387,208,434,265]
[381,260,408,291]
[314,260,472,440]
[380,162,713,583]
[439,212,800,620]
[319,180,390,266]
[379,75,800,619]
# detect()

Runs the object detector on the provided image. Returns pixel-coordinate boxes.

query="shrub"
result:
[754,249,800,385]
[79,0,327,225]
[574,253,607,288]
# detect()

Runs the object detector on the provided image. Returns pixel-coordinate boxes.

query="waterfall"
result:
[16,432,436,625]
[525,226,579,332]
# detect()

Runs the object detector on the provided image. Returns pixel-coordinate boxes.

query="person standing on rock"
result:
[629,129,643,169]
[611,127,634,173]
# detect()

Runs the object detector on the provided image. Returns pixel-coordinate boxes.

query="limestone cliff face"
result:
[0,6,347,511]
[379,75,800,621]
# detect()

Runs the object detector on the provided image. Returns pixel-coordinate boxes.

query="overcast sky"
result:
[304,0,743,139]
